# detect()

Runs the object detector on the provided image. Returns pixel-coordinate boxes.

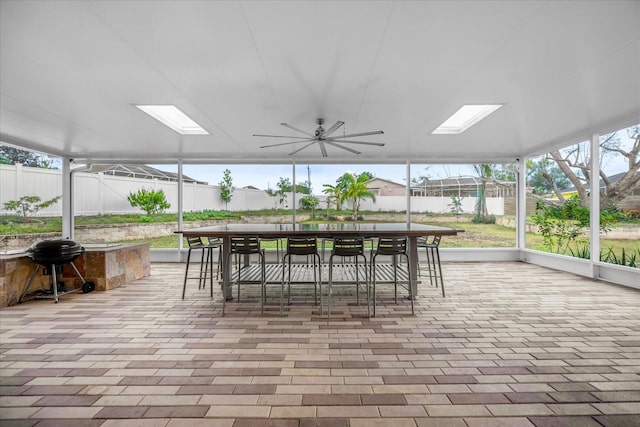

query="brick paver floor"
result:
[1,261,639,427]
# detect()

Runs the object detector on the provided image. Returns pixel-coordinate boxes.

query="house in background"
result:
[366,177,406,196]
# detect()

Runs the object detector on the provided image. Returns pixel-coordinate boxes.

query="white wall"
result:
[1,164,504,216]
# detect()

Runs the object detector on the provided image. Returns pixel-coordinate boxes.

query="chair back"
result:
[376,237,408,256]
[230,236,261,254]
[332,237,365,257]
[430,235,442,247]
[286,237,318,256]
[186,236,204,248]
[207,237,222,246]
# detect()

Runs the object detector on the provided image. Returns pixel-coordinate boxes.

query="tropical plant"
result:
[127,188,170,215]
[601,247,638,268]
[219,168,234,209]
[448,195,464,216]
[340,172,376,220]
[322,183,344,212]
[3,195,61,222]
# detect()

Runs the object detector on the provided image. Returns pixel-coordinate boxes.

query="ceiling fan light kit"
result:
[254,118,385,157]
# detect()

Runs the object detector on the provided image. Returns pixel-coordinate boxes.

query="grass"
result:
[3,212,638,267]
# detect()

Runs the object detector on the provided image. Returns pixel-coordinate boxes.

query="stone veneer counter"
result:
[0,243,150,307]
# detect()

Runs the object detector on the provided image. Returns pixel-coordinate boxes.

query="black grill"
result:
[21,239,95,303]
[28,239,85,266]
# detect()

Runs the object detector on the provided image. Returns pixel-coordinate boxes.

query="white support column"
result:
[61,157,73,239]
[177,160,184,251]
[590,133,600,279]
[292,160,296,225]
[517,157,527,253]
[98,173,104,215]
[406,160,411,224]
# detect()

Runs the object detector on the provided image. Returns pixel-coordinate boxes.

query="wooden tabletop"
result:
[178,223,461,238]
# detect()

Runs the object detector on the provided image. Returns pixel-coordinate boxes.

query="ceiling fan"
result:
[254,118,385,157]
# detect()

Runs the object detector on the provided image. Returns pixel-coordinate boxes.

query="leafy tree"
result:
[275,177,290,208]
[127,188,170,215]
[411,167,431,187]
[3,195,61,222]
[527,157,571,196]
[219,168,234,210]
[0,146,56,168]
[492,164,517,182]
[341,172,376,220]
[548,125,640,206]
[300,195,319,218]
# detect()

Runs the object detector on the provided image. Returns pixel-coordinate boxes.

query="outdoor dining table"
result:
[178,223,461,299]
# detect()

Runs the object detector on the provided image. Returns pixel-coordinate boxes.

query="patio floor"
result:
[1,261,639,427]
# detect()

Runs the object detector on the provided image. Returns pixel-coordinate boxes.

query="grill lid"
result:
[28,239,85,265]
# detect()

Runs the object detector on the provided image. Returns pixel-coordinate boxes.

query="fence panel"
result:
[1,165,505,216]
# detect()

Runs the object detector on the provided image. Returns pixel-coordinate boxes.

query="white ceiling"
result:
[1,0,639,165]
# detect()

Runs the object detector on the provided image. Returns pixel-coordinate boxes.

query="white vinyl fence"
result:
[1,164,504,216]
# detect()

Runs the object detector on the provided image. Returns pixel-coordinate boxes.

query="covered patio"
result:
[1,0,640,425]
[1,262,639,426]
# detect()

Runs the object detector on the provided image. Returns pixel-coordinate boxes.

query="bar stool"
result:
[182,236,216,299]
[261,237,283,263]
[228,236,266,313]
[282,237,321,314]
[417,235,445,297]
[370,237,414,316]
[327,237,370,319]
[203,237,223,285]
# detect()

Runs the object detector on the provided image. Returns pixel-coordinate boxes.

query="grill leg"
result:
[19,264,40,303]
[51,264,59,303]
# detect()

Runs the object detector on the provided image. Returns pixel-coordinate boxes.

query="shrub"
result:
[127,188,170,215]
[472,214,496,224]
[3,195,61,222]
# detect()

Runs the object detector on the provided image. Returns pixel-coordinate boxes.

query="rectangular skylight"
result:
[432,104,502,134]
[136,105,209,135]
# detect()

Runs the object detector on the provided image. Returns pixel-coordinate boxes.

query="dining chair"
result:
[417,235,445,297]
[370,237,414,316]
[327,236,370,319]
[182,236,216,300]
[282,236,322,314]
[227,236,266,313]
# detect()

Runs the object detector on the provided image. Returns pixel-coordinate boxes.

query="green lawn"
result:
[4,212,637,266]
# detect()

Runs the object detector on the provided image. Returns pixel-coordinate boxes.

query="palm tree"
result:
[322,183,343,213]
[341,173,376,220]
[473,164,494,218]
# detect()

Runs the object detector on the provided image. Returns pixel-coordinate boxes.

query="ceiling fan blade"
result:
[332,130,384,138]
[323,121,345,137]
[326,139,385,147]
[318,141,328,157]
[260,139,315,148]
[280,123,314,137]
[288,141,317,156]
[324,140,361,155]
[253,134,312,139]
